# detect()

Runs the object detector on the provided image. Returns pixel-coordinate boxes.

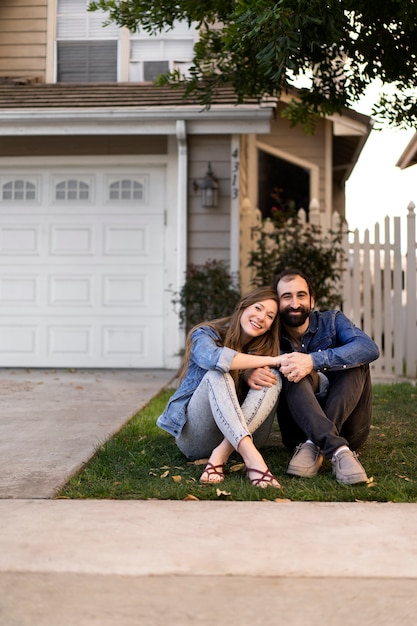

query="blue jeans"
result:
[278,365,372,458]
[176,369,281,460]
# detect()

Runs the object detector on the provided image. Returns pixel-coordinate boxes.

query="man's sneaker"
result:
[287,442,324,477]
[331,448,368,485]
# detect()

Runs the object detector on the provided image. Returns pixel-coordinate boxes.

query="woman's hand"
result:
[244,366,278,390]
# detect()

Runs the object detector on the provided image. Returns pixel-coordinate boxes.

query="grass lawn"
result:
[59,382,417,502]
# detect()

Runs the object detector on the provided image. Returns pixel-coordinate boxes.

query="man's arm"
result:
[310,312,380,372]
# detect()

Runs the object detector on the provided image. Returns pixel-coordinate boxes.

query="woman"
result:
[157,286,283,488]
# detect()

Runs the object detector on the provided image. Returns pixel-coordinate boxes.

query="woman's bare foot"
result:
[199,438,234,483]
[238,435,281,488]
[200,462,225,484]
[246,466,281,488]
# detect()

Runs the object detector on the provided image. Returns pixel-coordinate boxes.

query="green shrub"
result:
[173,259,240,332]
[248,215,345,310]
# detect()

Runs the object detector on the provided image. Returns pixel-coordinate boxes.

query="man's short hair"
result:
[273,268,315,298]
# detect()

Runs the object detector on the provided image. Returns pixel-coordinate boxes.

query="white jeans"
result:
[176,369,281,460]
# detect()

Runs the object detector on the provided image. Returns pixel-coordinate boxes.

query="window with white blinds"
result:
[57,41,117,82]
[56,0,196,83]
[129,21,196,81]
[56,0,118,82]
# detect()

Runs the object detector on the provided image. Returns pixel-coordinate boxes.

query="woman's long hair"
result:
[178,286,280,385]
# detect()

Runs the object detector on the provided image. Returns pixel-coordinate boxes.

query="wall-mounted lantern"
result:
[193,162,219,208]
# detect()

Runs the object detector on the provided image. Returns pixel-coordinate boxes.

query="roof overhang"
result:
[396,132,417,169]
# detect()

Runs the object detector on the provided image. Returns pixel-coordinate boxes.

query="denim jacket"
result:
[157,326,237,437]
[280,310,380,372]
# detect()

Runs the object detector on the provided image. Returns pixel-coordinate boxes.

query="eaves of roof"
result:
[396,132,417,169]
[0,82,275,136]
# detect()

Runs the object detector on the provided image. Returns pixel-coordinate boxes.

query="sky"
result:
[345,88,416,245]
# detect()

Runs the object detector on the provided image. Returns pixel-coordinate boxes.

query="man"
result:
[249,268,380,485]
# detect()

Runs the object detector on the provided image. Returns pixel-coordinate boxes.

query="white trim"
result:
[0,108,273,137]
[164,135,183,369]
[230,135,240,278]
[176,119,188,295]
[256,140,320,204]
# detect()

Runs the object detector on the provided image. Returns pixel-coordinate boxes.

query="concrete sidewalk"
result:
[0,368,416,625]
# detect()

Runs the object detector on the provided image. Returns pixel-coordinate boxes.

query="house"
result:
[396,132,417,170]
[0,0,372,369]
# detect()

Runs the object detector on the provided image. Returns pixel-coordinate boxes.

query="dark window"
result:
[143,61,170,82]
[258,150,310,222]
[57,41,117,82]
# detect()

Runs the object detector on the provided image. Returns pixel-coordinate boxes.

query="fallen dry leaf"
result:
[229,462,245,473]
[216,488,231,497]
[398,475,412,482]
[188,458,209,466]
[183,494,199,501]
[172,475,182,483]
[160,470,169,479]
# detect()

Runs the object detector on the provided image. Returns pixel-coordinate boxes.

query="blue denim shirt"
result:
[157,326,237,437]
[280,310,380,372]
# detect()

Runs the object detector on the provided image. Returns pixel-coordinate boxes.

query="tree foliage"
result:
[90,0,417,129]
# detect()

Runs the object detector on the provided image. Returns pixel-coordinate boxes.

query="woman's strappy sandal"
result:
[246,467,281,489]
[199,462,225,484]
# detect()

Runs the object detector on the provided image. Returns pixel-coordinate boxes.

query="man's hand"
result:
[279,353,314,384]
[244,366,278,390]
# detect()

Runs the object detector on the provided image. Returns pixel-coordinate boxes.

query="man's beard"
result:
[280,306,310,328]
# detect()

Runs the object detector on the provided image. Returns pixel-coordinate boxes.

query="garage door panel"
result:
[0,224,41,256]
[0,275,40,306]
[0,323,39,356]
[0,165,166,367]
[0,267,163,315]
[103,218,163,261]
[49,224,95,256]
[0,316,164,367]
[49,274,94,308]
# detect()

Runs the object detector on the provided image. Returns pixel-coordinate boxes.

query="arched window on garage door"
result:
[2,180,37,201]
[108,179,144,201]
[55,179,90,201]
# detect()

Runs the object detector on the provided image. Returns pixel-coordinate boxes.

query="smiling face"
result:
[239,298,278,343]
[276,275,314,331]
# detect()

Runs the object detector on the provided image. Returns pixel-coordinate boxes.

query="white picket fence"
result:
[306,200,417,380]
[340,201,417,381]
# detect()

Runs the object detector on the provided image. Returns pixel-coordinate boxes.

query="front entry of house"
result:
[0,162,166,367]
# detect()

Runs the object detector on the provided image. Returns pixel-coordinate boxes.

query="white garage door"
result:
[0,165,166,367]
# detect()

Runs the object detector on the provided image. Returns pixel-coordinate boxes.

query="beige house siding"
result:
[0,1,48,79]
[187,135,232,266]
